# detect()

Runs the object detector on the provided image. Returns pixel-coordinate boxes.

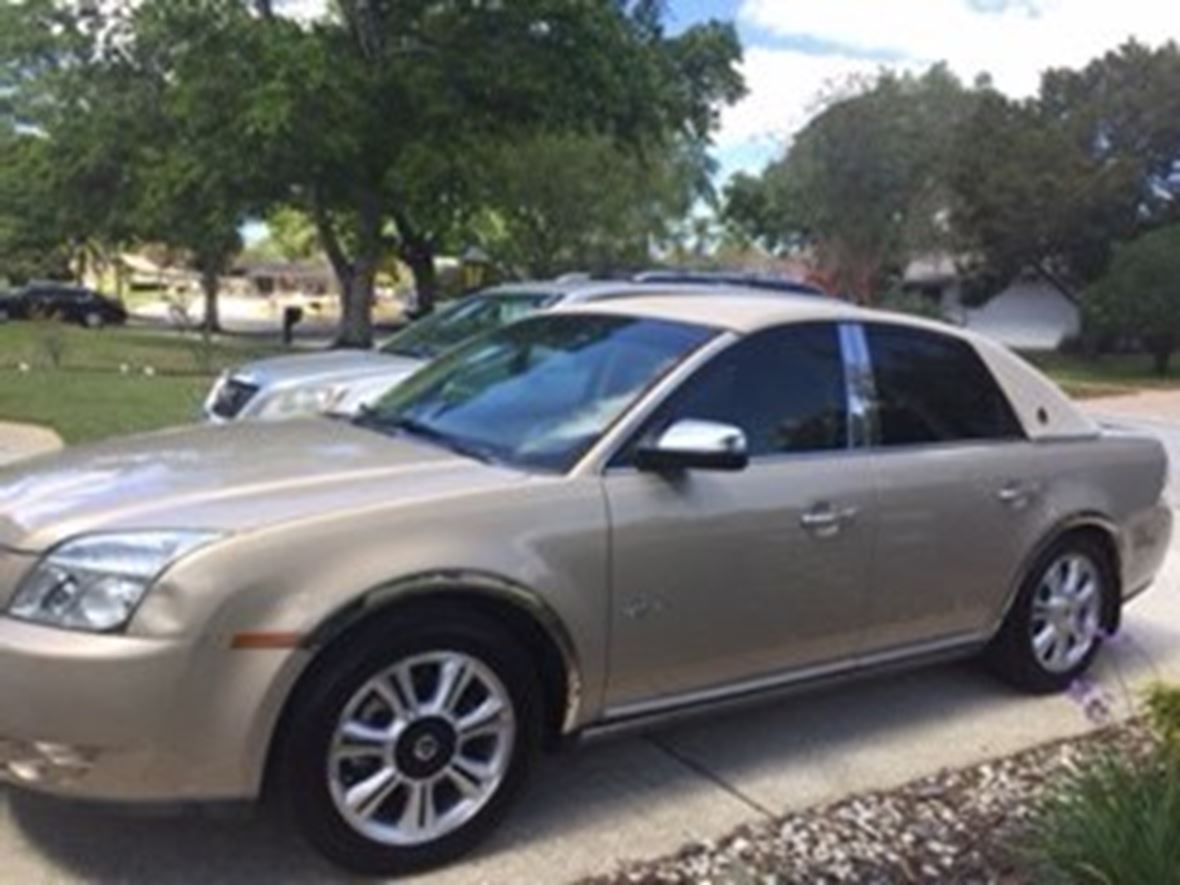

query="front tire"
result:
[985,535,1112,693]
[273,609,542,876]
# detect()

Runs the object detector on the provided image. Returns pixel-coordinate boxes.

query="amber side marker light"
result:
[231,632,302,650]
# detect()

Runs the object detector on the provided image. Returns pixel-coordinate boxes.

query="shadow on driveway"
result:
[3,660,1037,883]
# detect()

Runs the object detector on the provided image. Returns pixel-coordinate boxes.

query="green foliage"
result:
[1025,685,1180,884]
[1147,683,1180,759]
[723,65,974,302]
[1026,745,1180,885]
[2,1,744,346]
[476,133,707,277]
[1083,225,1180,374]
[257,207,320,263]
[878,290,948,322]
[952,41,1180,302]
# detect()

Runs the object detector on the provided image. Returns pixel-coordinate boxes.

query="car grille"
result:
[210,377,260,419]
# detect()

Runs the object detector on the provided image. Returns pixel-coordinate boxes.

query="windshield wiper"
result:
[359,411,500,466]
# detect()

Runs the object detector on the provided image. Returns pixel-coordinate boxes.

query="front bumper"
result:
[0,616,307,802]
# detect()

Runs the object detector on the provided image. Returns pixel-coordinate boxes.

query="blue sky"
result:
[274,0,1180,185]
[662,0,1180,182]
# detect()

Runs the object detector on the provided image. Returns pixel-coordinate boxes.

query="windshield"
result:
[363,313,717,472]
[380,292,558,359]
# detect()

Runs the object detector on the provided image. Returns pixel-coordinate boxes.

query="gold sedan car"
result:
[0,294,1171,874]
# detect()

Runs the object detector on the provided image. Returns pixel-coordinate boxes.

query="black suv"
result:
[0,283,128,328]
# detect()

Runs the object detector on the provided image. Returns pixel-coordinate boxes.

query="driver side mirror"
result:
[634,419,749,473]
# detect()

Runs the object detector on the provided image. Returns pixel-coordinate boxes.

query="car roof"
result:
[474,279,823,304]
[633,269,825,296]
[554,291,870,332]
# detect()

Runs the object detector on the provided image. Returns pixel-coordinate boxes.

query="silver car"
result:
[0,293,1171,875]
[204,279,750,422]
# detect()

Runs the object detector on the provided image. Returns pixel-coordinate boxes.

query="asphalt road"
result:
[2,414,1179,884]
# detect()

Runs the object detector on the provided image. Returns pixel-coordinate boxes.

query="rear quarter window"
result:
[865,324,1024,446]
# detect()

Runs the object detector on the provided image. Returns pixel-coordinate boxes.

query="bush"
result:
[1083,224,1180,375]
[878,289,949,321]
[1025,684,1180,884]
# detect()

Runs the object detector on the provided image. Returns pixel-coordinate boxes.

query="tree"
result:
[0,132,72,282]
[475,133,707,277]
[951,41,1180,301]
[723,65,974,302]
[1,0,271,328]
[250,2,742,345]
[1083,225,1180,375]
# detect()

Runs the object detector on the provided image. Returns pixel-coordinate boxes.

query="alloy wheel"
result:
[1029,552,1103,674]
[326,650,516,847]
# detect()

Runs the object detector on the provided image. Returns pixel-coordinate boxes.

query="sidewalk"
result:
[0,422,63,467]
[1083,388,1180,422]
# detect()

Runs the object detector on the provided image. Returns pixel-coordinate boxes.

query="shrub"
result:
[36,322,68,369]
[1025,684,1180,884]
[878,288,949,322]
[1083,224,1180,375]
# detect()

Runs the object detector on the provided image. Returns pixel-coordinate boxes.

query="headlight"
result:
[7,531,221,632]
[255,385,349,419]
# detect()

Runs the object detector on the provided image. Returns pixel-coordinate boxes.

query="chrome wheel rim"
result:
[327,650,516,847]
[1030,552,1103,674]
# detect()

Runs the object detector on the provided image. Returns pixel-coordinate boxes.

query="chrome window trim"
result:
[850,320,1030,451]
[838,322,876,450]
[583,322,860,475]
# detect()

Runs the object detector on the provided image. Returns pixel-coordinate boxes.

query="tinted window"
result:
[865,324,1022,446]
[629,323,848,459]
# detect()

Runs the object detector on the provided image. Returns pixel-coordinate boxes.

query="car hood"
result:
[0,420,519,552]
[233,349,425,389]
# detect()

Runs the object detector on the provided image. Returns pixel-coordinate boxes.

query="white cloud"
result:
[719,0,1180,174]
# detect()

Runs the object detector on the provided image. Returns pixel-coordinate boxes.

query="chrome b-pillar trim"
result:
[839,322,877,449]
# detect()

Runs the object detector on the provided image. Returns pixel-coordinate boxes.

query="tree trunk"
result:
[402,238,438,317]
[312,188,379,349]
[1149,336,1174,376]
[200,265,221,333]
[335,258,377,349]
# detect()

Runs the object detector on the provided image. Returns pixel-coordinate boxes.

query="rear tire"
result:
[82,311,104,329]
[984,534,1113,693]
[273,608,542,876]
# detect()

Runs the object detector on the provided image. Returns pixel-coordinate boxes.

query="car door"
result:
[857,322,1041,654]
[601,322,877,712]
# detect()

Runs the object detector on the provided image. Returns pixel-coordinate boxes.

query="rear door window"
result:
[864,324,1023,446]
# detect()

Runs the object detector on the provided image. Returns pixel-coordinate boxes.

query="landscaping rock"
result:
[584,725,1151,885]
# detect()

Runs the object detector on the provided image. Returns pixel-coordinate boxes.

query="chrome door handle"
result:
[997,482,1040,507]
[800,505,858,537]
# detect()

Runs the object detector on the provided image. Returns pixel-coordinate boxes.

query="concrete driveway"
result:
[1,405,1179,883]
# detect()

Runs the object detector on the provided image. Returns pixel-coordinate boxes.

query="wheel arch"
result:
[998,513,1124,636]
[262,570,583,794]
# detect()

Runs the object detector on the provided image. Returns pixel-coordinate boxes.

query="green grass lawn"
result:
[1023,351,1180,399]
[0,322,282,443]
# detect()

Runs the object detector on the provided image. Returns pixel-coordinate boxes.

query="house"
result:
[905,255,1080,351]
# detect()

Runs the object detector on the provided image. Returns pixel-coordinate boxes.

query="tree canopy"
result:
[1083,224,1180,375]
[723,65,974,302]
[1,0,744,344]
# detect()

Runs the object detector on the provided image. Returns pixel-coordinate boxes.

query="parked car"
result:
[633,268,826,295]
[203,278,813,423]
[0,289,18,323]
[0,293,1169,875]
[0,282,128,328]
